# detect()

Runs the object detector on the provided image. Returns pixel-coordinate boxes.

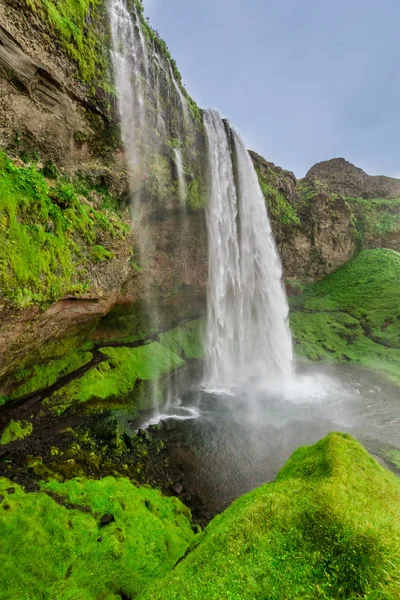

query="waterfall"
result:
[109,0,150,170]
[174,148,187,205]
[204,109,293,388]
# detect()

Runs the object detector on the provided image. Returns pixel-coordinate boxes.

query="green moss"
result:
[141,433,400,600]
[91,244,114,262]
[159,318,205,360]
[290,249,400,384]
[186,178,208,210]
[45,342,185,414]
[0,151,128,308]
[0,420,33,445]
[347,197,400,243]
[258,176,300,225]
[9,348,93,401]
[0,476,195,599]
[26,0,112,95]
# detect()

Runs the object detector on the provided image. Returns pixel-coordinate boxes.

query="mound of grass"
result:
[0,476,195,599]
[290,249,400,384]
[140,433,400,600]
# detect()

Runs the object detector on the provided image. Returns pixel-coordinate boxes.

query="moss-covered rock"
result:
[0,152,129,309]
[0,419,33,445]
[0,475,196,599]
[290,249,400,384]
[140,433,400,600]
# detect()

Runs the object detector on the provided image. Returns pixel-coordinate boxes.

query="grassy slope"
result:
[140,433,400,600]
[290,249,400,384]
[0,476,195,600]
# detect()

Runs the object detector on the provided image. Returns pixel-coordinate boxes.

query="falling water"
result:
[204,109,293,388]
[174,148,187,205]
[109,0,150,169]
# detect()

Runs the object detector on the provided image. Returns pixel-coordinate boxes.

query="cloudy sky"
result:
[144,0,400,178]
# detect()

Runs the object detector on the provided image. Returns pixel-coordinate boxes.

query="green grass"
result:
[290,249,400,384]
[0,151,128,308]
[140,433,400,600]
[0,476,195,599]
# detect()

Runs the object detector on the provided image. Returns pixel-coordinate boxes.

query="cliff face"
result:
[0,0,208,385]
[252,153,400,282]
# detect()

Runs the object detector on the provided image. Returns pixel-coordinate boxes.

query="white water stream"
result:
[204,109,293,389]
[174,148,187,205]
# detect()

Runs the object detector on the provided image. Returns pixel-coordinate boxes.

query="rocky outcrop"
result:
[305,157,400,199]
[252,153,400,281]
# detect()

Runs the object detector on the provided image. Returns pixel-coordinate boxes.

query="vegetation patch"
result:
[158,318,205,360]
[8,347,93,401]
[22,0,112,96]
[0,151,128,308]
[0,476,195,599]
[346,197,400,244]
[290,249,400,384]
[257,174,300,225]
[140,433,400,600]
[0,420,33,445]
[45,342,185,414]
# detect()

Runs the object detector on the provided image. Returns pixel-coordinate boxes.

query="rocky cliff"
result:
[0,0,208,388]
[252,152,400,282]
[305,157,400,199]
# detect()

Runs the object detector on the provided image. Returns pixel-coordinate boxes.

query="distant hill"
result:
[305,157,400,199]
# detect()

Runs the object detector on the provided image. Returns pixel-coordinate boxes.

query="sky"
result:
[144,0,400,178]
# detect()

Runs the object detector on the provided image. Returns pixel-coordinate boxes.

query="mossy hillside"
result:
[0,152,129,308]
[140,433,400,600]
[45,342,186,415]
[290,249,400,383]
[7,346,93,401]
[0,476,195,600]
[348,197,400,245]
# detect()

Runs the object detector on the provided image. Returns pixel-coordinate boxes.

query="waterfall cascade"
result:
[204,110,293,388]
[109,0,292,392]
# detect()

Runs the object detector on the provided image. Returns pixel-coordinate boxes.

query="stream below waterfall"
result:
[134,364,400,517]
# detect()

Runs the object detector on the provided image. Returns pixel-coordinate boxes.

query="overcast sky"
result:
[144,0,400,178]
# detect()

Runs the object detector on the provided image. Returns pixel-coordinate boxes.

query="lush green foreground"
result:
[1,434,399,599]
[0,477,195,600]
[140,433,400,600]
[290,249,400,384]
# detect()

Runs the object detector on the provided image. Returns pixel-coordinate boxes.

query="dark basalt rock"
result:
[100,514,115,527]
